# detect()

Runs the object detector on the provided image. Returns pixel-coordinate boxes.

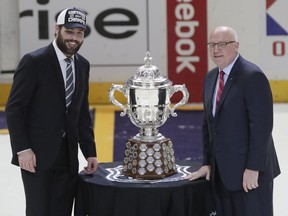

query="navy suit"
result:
[202,55,280,215]
[5,43,96,215]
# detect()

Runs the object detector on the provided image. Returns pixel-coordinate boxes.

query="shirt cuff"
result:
[17,149,31,155]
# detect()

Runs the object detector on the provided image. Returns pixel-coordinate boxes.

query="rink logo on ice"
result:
[266,0,288,35]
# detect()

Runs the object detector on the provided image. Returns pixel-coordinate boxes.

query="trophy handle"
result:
[108,84,127,116]
[169,84,189,117]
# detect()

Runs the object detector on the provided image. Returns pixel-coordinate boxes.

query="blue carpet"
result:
[1,109,203,163]
[113,110,203,162]
[0,110,7,130]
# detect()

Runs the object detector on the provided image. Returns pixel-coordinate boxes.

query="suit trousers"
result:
[21,138,78,216]
[212,162,274,216]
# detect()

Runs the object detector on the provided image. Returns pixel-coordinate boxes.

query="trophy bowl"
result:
[108,51,189,179]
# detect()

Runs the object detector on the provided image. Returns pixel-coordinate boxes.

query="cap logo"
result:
[57,8,87,29]
[67,10,86,26]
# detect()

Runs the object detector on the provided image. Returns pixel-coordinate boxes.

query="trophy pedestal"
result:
[122,138,177,179]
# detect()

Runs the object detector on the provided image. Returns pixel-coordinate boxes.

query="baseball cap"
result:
[56,7,86,30]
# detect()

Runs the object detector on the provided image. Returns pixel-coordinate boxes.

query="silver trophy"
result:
[108,51,189,179]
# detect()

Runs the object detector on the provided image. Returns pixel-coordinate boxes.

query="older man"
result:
[185,26,280,216]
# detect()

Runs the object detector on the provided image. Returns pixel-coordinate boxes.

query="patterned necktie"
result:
[65,58,74,108]
[216,71,225,109]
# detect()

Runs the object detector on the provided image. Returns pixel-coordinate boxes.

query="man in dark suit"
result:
[5,7,98,216]
[185,26,280,216]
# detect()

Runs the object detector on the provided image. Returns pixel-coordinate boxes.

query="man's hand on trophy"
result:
[184,165,211,181]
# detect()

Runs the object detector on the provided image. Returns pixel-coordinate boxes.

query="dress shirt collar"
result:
[219,53,239,76]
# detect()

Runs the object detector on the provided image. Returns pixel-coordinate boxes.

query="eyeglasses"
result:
[207,41,236,50]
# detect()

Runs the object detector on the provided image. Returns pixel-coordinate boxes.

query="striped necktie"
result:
[65,58,74,108]
[216,71,225,109]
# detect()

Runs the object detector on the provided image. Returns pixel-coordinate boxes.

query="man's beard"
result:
[56,33,83,56]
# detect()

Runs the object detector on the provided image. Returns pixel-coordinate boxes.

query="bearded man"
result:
[5,7,98,216]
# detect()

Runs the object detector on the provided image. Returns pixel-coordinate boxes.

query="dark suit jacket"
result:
[5,43,96,173]
[202,55,280,191]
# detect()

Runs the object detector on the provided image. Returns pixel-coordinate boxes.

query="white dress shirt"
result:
[212,54,239,116]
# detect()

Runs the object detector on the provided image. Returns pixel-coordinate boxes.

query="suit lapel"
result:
[216,56,241,113]
[48,44,66,101]
[205,69,218,118]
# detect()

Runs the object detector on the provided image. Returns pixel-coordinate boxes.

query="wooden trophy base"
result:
[122,138,177,179]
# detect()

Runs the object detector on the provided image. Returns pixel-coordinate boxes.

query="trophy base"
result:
[122,138,177,179]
